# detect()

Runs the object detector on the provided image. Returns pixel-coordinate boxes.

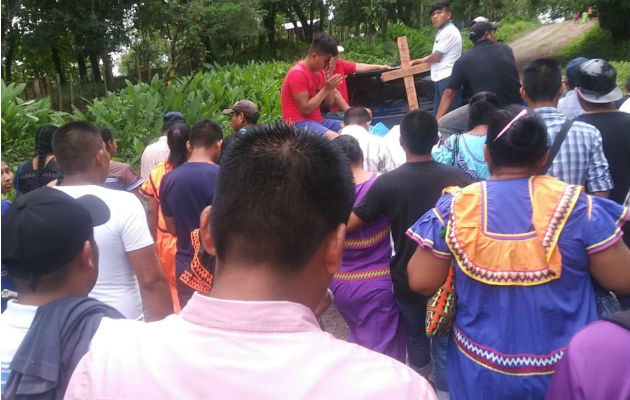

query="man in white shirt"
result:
[0,187,110,390]
[412,1,462,115]
[340,107,401,174]
[53,121,172,320]
[140,111,186,178]
[64,123,437,400]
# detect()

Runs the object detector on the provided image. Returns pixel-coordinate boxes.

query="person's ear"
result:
[322,223,345,275]
[553,85,564,102]
[199,206,215,255]
[95,148,109,168]
[519,86,529,103]
[483,144,491,165]
[186,140,192,152]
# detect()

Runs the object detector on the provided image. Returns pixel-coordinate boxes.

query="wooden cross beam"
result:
[381,36,429,110]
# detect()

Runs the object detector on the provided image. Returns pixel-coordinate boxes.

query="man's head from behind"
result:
[190,119,224,162]
[400,109,438,155]
[343,106,372,130]
[469,21,500,43]
[576,58,623,109]
[53,121,110,182]
[564,57,589,90]
[521,58,563,104]
[209,123,354,307]
[1,187,109,301]
[162,111,186,134]
[307,33,339,71]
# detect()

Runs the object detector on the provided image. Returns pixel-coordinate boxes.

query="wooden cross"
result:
[381,36,430,110]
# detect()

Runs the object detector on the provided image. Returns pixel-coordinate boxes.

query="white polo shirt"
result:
[430,22,462,82]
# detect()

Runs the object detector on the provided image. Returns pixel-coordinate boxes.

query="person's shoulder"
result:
[319,336,433,398]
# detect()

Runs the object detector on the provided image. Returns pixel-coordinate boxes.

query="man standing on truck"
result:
[411,2,462,115]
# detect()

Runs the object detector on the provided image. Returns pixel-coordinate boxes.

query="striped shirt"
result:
[536,107,612,193]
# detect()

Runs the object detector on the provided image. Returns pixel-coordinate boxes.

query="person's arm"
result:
[411,52,443,66]
[407,246,451,296]
[146,197,159,241]
[590,191,610,198]
[589,240,630,295]
[436,88,457,119]
[292,74,343,116]
[163,215,176,236]
[333,90,350,112]
[354,63,390,73]
[347,212,366,233]
[127,245,173,320]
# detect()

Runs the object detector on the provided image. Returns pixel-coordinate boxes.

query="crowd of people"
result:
[1,1,629,399]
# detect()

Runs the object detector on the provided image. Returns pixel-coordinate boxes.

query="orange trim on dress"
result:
[445,176,582,286]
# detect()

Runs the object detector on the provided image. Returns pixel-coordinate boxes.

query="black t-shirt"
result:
[575,112,630,205]
[353,161,471,302]
[448,40,523,107]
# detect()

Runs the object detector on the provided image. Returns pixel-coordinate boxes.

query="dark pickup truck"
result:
[345,67,435,127]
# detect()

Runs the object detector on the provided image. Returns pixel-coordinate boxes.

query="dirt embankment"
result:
[509,18,597,70]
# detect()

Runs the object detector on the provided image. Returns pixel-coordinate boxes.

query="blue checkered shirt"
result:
[536,107,612,193]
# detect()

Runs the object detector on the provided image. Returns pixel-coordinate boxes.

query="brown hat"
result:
[222,100,259,117]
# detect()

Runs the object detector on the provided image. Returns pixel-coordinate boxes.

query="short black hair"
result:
[430,1,450,14]
[486,105,548,168]
[98,126,114,143]
[211,123,354,271]
[522,58,562,102]
[190,119,223,148]
[332,134,363,164]
[400,109,438,155]
[53,121,104,175]
[468,91,499,129]
[343,107,371,126]
[237,111,259,125]
[309,32,339,56]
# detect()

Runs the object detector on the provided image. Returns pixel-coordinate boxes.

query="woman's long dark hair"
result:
[167,123,191,168]
[35,124,57,187]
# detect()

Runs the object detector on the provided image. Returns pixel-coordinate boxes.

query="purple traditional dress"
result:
[407,176,628,399]
[330,174,406,362]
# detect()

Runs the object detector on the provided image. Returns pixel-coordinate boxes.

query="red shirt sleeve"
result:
[340,59,357,75]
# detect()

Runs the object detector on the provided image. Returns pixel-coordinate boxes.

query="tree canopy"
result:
[2,0,627,84]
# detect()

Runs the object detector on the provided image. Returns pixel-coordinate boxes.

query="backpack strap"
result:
[603,310,630,331]
[541,118,573,174]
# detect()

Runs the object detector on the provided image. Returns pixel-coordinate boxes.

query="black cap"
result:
[162,111,186,131]
[576,59,622,103]
[1,187,110,279]
[469,21,501,42]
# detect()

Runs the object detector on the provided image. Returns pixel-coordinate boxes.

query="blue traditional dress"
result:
[432,133,490,181]
[406,176,628,399]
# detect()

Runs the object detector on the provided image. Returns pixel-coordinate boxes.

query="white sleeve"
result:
[120,193,154,252]
[434,28,458,55]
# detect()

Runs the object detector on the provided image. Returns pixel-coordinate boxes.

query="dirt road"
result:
[509,19,597,70]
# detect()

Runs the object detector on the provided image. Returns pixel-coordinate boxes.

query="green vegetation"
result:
[556,24,630,63]
[495,16,540,43]
[1,81,69,166]
[2,62,289,169]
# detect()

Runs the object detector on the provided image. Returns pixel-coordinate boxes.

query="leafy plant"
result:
[1,81,70,166]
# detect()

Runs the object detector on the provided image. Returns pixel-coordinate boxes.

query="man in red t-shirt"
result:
[332,48,390,112]
[281,33,344,139]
